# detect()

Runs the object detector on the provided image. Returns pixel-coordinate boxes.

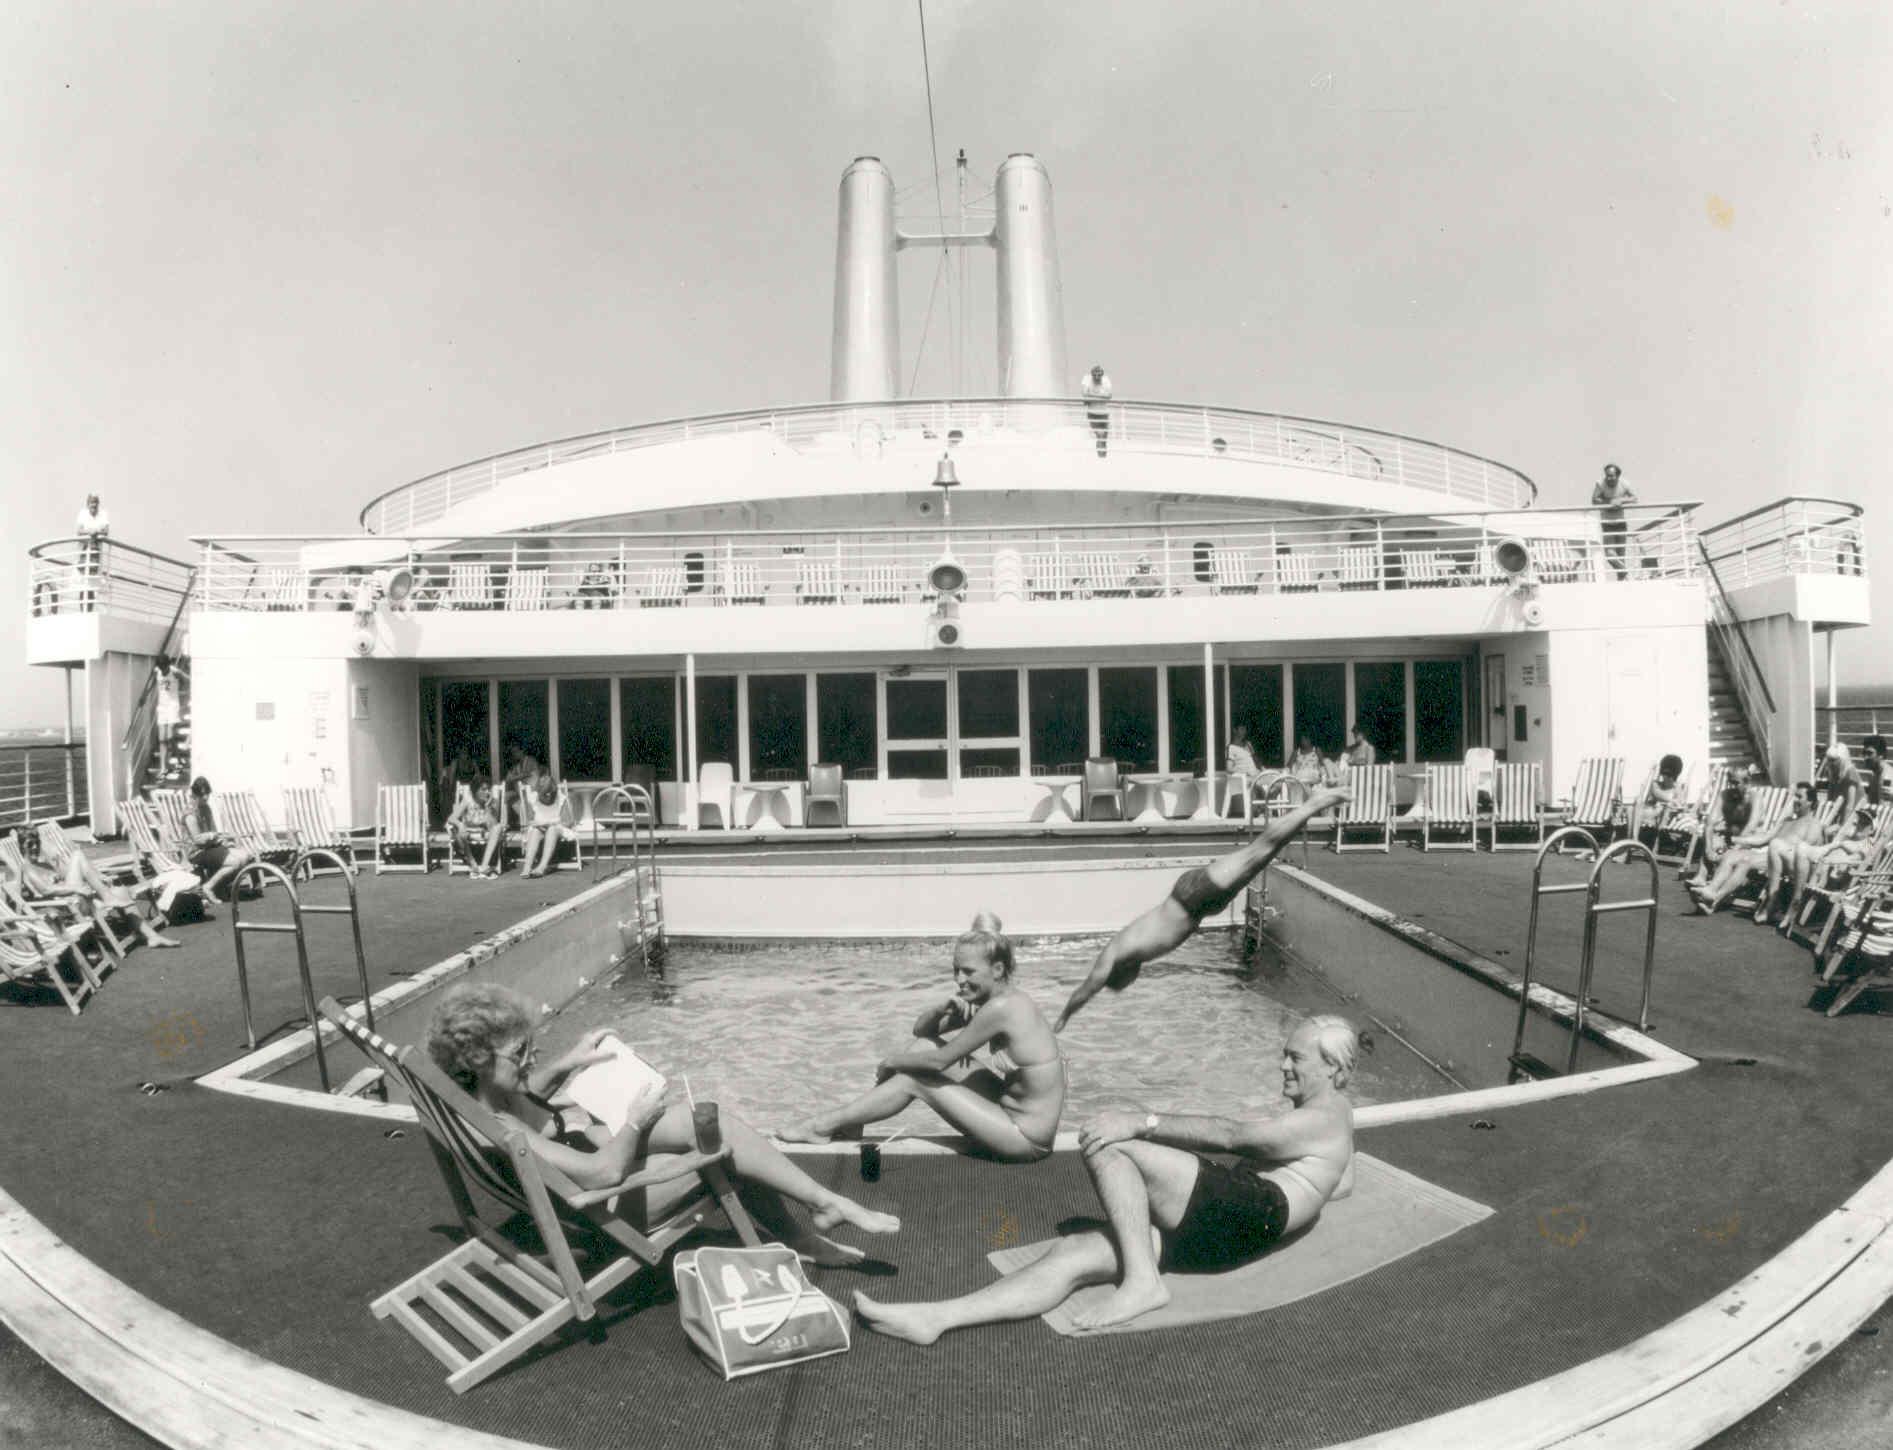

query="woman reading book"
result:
[425,983,900,1265]
[779,913,1065,1162]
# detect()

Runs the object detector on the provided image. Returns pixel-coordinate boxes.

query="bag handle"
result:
[736,1257,804,1345]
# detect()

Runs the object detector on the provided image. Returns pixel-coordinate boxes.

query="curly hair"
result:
[957,910,1016,980]
[426,982,535,1093]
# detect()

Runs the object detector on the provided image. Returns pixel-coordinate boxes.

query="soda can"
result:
[693,1101,722,1154]
[859,1142,882,1182]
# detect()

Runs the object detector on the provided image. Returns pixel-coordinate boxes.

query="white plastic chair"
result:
[697,763,734,829]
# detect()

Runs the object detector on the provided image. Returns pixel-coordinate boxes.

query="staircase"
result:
[1705,628,1765,779]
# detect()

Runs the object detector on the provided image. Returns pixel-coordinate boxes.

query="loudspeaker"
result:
[927,553,967,596]
[927,610,964,648]
[351,628,376,657]
[377,566,416,606]
[1521,600,1545,628]
[1492,537,1534,579]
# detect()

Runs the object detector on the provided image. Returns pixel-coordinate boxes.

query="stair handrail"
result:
[119,565,199,805]
[1696,540,1775,769]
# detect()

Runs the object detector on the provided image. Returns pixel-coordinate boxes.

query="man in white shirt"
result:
[1082,364,1113,457]
[73,494,110,604]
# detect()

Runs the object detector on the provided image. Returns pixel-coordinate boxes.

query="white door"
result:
[1605,637,1659,770]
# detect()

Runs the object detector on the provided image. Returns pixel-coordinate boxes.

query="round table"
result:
[740,783,795,831]
[1030,778,1078,822]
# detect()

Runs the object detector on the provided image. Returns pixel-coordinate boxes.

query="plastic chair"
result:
[805,764,846,828]
[697,763,734,829]
[1082,758,1125,822]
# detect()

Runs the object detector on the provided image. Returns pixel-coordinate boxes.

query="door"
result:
[1604,638,1658,765]
[881,672,949,779]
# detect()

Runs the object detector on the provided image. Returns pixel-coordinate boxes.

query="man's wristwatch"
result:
[1141,1112,1159,1138]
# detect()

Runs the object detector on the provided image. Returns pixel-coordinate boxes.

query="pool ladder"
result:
[1509,828,1660,1082]
[228,849,377,1094]
[590,784,665,967]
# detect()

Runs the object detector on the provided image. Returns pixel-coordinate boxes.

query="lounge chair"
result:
[1026,552,1063,601]
[1553,756,1625,845]
[1817,888,1893,1016]
[857,565,904,605]
[1277,551,1318,593]
[211,790,298,867]
[317,998,761,1394]
[795,560,839,605]
[256,565,307,611]
[642,567,687,607]
[723,562,765,605]
[0,900,102,1014]
[281,786,361,874]
[697,763,734,829]
[506,567,551,612]
[119,800,210,917]
[1654,764,1730,869]
[1082,758,1125,822]
[1332,764,1395,852]
[1209,547,1258,595]
[1487,762,1545,851]
[1790,810,1893,947]
[805,764,846,828]
[0,835,128,966]
[1420,764,1478,851]
[1533,537,1583,584]
[1811,848,1893,974]
[1337,546,1378,591]
[146,789,194,853]
[444,564,493,610]
[374,783,433,873]
[1401,549,1454,588]
[35,820,138,890]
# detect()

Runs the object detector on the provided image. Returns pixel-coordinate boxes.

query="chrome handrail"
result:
[1512,826,1601,1076]
[1571,840,1661,1061]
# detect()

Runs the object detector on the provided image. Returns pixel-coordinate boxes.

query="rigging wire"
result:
[907,248,950,397]
[914,0,952,395]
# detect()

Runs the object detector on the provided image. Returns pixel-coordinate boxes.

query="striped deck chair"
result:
[211,791,297,866]
[642,567,686,607]
[1730,795,1841,914]
[1794,810,1893,945]
[282,786,359,873]
[1534,538,1582,584]
[723,561,765,605]
[1810,847,1893,972]
[1277,551,1318,594]
[1421,764,1478,850]
[120,801,209,915]
[1741,786,1793,842]
[145,789,196,860]
[1026,553,1063,601]
[1333,765,1395,852]
[0,852,125,973]
[445,564,493,610]
[795,560,839,604]
[505,567,550,612]
[858,565,904,604]
[1401,549,1453,588]
[0,898,102,1014]
[318,998,761,1394]
[374,783,432,874]
[1088,554,1131,598]
[1211,547,1259,595]
[1655,764,1730,868]
[1556,757,1625,843]
[36,820,138,890]
[1488,762,1545,851]
[1818,888,1893,1015]
[1337,546,1378,591]
[256,566,307,611]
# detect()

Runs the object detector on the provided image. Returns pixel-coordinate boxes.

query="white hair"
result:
[1299,1014,1360,1089]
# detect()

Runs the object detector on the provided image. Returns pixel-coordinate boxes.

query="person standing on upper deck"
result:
[73,493,110,603]
[1082,364,1113,458]
[1591,463,1637,579]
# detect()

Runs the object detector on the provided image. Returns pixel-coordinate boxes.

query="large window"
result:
[816,673,877,776]
[957,669,1021,777]
[1099,667,1158,773]
[1028,668,1089,773]
[1291,663,1346,756]
[1165,665,1228,774]
[693,675,738,774]
[620,676,676,783]
[747,674,808,779]
[440,680,491,779]
[1415,660,1467,761]
[1353,662,1407,762]
[497,680,549,776]
[557,679,612,781]
[1229,664,1285,769]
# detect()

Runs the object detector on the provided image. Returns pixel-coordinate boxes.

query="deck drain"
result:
[135,1081,171,1096]
[1469,1119,1497,1131]
[383,1128,407,1141]
[1730,1058,1759,1067]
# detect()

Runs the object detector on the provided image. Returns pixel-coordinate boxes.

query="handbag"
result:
[672,1243,850,1379]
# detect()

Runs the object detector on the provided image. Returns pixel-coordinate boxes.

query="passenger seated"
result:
[447,778,505,879]
[183,776,256,902]
[1689,781,1754,882]
[1781,803,1878,931]
[425,982,898,1264]
[1691,781,1819,917]
[1288,736,1324,789]
[5,827,178,949]
[519,772,565,878]
[1632,754,1685,842]
[1817,742,1864,821]
[780,914,1065,1162]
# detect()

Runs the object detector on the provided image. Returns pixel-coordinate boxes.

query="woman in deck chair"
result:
[1631,754,1685,843]
[427,984,899,1265]
[184,777,257,901]
[447,778,505,879]
[780,914,1066,1162]
[4,827,178,950]
[519,771,566,878]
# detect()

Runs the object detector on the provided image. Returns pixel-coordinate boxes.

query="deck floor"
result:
[4,841,1892,1447]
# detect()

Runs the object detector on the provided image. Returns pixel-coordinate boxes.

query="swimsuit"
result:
[1170,866,1244,922]
[1163,1156,1291,1272]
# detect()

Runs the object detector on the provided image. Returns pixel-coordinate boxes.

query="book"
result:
[562,1036,667,1134]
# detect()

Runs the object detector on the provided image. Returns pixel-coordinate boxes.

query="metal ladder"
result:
[590,784,665,967]
[1510,829,1660,1081]
[229,851,376,1092]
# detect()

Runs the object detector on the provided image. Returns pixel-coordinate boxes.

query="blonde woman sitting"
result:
[520,773,567,878]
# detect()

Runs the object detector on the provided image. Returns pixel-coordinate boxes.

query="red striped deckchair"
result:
[1557,757,1625,842]
[374,783,433,873]
[212,791,297,866]
[318,998,762,1394]
[281,786,360,873]
[1487,762,1545,851]
[0,900,102,1014]
[1333,765,1395,852]
[1421,764,1478,851]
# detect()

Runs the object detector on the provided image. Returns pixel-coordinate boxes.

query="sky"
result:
[2,1,1888,727]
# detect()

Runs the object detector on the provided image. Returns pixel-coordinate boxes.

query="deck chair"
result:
[805,764,846,828]
[1810,849,1893,973]
[317,999,761,1395]
[1487,762,1545,851]
[1817,891,1893,1016]
[1087,554,1131,598]
[374,784,433,873]
[282,787,360,874]
[120,801,210,916]
[0,901,102,1014]
[1276,551,1318,594]
[697,763,734,829]
[1332,765,1395,852]
[1534,538,1582,584]
[445,564,493,610]
[1791,811,1893,946]
[1729,796,1841,914]
[858,565,904,605]
[212,791,298,866]
[1555,757,1625,844]
[1337,546,1378,591]
[1420,764,1478,850]
[147,789,194,851]
[1082,758,1125,822]
[795,560,839,605]
[1210,547,1259,595]
[35,819,139,890]
[1027,553,1063,601]
[723,562,765,605]
[1655,764,1730,868]
[0,835,129,966]
[1401,549,1453,588]
[257,565,307,611]
[641,567,686,607]
[505,567,551,612]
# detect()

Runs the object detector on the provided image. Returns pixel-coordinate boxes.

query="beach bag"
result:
[672,1243,850,1379]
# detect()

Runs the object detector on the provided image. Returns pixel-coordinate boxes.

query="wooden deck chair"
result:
[1810,849,1893,971]
[1333,765,1395,852]
[1089,554,1131,598]
[1277,551,1318,594]
[212,791,298,866]
[1421,764,1478,850]
[1556,757,1625,843]
[642,566,686,607]
[257,565,307,611]
[858,565,904,604]
[795,560,839,605]
[317,999,761,1395]
[119,801,209,914]
[1401,549,1453,588]
[1729,795,1840,914]
[0,835,128,966]
[1655,764,1730,868]
[506,567,550,612]
[445,564,493,610]
[146,789,194,852]
[1210,547,1259,595]
[374,783,432,873]
[696,763,734,829]
[1337,546,1378,591]
[0,902,102,1014]
[36,819,139,890]
[1026,552,1063,601]
[1818,890,1893,1016]
[1793,811,1893,946]
[723,561,765,605]
[1488,762,1545,851]
[1534,538,1582,584]
[282,787,359,873]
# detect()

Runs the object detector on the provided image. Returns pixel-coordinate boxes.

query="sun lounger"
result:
[281,786,362,874]
[1552,756,1625,845]
[1487,762,1545,851]
[1210,547,1258,595]
[642,567,687,607]
[505,566,551,612]
[795,560,839,605]
[211,791,298,866]
[723,561,765,605]
[373,783,433,873]
[1333,765,1395,852]
[318,998,761,1394]
[444,564,493,610]
[1420,764,1478,850]
[0,897,103,1014]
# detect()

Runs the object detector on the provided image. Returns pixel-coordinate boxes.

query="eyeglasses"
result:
[498,1038,536,1071]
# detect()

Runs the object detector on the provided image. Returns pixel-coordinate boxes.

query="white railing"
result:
[26,538,196,624]
[355,397,1540,534]
[193,504,1696,615]
[0,742,88,828]
[1696,497,1868,590]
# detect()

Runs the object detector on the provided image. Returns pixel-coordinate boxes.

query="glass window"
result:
[619,676,677,783]
[440,680,491,778]
[556,679,612,782]
[1028,668,1089,773]
[1230,664,1285,769]
[747,674,808,778]
[693,675,738,770]
[1165,665,1228,774]
[497,680,549,777]
[1415,660,1466,762]
[1099,667,1158,773]
[886,677,947,740]
[1291,662,1346,756]
[887,748,949,780]
[816,673,877,775]
[959,747,1022,777]
[1353,661,1407,762]
[957,669,1019,739]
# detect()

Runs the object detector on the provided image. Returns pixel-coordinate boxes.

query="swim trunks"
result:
[1170,866,1244,922]
[1162,1156,1291,1272]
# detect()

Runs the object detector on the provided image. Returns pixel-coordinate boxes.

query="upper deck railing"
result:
[26,538,196,624]
[1695,497,1868,591]
[193,503,1695,615]
[355,397,1541,534]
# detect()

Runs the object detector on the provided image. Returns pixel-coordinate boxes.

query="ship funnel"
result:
[831,157,901,402]
[993,154,1068,398]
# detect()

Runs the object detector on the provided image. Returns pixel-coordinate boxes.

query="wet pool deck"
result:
[3,836,1892,1447]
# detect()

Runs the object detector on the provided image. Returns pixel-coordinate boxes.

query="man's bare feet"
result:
[784,1230,867,1267]
[853,1291,945,1345]
[811,1195,900,1237]
[775,1121,833,1145]
[1067,1275,1170,1331]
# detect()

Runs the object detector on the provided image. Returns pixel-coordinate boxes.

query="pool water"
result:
[542,931,1454,1137]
